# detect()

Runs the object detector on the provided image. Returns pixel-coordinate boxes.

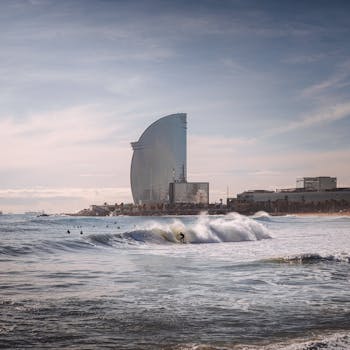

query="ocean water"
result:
[1,212,350,349]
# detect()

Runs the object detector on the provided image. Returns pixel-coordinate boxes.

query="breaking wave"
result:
[0,213,271,257]
[117,212,271,244]
[251,211,272,221]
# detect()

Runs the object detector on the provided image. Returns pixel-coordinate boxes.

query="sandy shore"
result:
[285,211,350,217]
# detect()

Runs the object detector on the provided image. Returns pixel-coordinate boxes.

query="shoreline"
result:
[66,210,350,217]
[283,211,350,217]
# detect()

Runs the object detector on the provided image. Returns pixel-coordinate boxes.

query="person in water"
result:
[178,232,185,243]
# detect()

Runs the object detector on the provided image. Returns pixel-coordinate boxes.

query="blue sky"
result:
[1,0,350,213]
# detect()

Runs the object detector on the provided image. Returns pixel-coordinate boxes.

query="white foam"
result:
[133,212,271,244]
[179,331,350,350]
[251,211,271,219]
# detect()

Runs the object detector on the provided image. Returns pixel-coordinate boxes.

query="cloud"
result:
[79,173,115,178]
[187,130,350,201]
[302,73,350,98]
[221,58,251,74]
[0,0,349,212]
[0,186,131,213]
[302,60,350,98]
[190,134,256,148]
[188,134,256,175]
[247,170,282,177]
[267,102,350,136]
[0,187,130,200]
[283,53,328,64]
[0,105,127,168]
[0,104,134,212]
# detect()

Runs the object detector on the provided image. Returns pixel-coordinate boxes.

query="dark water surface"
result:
[1,213,350,349]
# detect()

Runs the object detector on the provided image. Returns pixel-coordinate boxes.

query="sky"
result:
[1,0,350,213]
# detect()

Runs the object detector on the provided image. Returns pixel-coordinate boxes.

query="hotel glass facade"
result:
[130,113,187,204]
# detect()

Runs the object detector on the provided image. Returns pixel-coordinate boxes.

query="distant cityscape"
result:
[229,176,350,215]
[74,114,350,216]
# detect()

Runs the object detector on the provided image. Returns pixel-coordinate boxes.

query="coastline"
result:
[286,211,350,217]
[69,209,350,217]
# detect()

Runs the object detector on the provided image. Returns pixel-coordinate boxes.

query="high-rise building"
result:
[130,113,187,204]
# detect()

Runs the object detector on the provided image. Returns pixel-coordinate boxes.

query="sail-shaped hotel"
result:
[130,113,208,205]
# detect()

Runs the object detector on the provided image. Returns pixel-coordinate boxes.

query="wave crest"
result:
[117,212,271,244]
[251,211,272,220]
[0,214,271,258]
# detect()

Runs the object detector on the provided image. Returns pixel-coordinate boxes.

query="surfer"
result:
[67,229,70,234]
[178,232,185,243]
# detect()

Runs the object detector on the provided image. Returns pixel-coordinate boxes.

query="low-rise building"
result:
[296,176,337,191]
[169,182,209,205]
[231,176,350,213]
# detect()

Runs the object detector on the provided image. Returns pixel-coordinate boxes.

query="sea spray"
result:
[251,211,272,220]
[122,212,271,244]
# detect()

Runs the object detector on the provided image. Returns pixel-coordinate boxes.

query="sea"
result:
[1,212,350,349]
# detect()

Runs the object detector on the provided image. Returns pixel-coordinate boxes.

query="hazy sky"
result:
[1,0,350,213]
